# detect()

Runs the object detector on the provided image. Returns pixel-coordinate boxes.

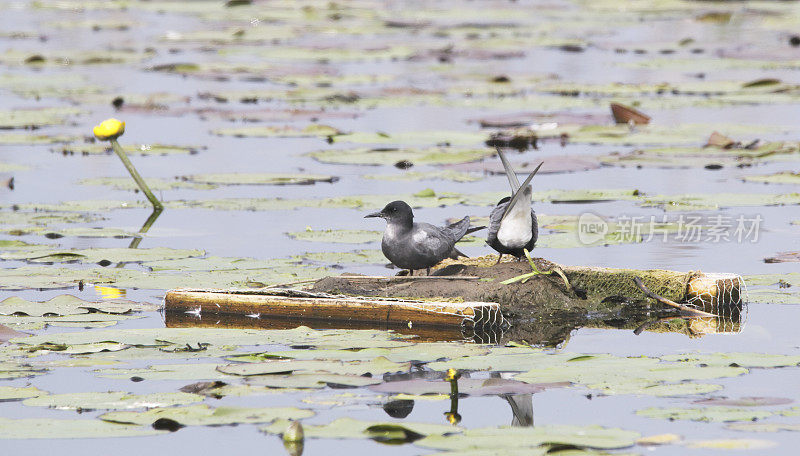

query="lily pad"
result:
[287,229,380,244]
[745,172,800,185]
[246,373,382,388]
[330,130,486,146]
[101,404,314,426]
[186,173,338,186]
[637,407,773,422]
[0,107,83,129]
[213,124,340,138]
[661,353,800,368]
[0,246,204,264]
[308,147,496,166]
[261,417,459,440]
[23,391,203,410]
[0,417,165,439]
[416,425,640,451]
[218,357,409,377]
[0,295,158,316]
[0,385,46,401]
[56,143,200,156]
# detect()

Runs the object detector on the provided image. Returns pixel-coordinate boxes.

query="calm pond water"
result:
[1,0,800,454]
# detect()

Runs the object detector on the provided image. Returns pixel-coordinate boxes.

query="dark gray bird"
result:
[486,149,543,264]
[365,200,481,275]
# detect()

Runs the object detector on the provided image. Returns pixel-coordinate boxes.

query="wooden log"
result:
[164,288,503,329]
[312,255,746,318]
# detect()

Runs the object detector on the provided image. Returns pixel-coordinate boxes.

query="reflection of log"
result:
[164,311,466,342]
[164,288,503,330]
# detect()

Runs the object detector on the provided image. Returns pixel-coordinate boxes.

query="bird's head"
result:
[365,200,413,224]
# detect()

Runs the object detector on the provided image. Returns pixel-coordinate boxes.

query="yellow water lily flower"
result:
[93,118,125,141]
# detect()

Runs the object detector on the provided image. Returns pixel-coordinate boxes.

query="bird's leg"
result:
[494,254,503,265]
[500,249,547,285]
[409,269,414,276]
[426,267,431,276]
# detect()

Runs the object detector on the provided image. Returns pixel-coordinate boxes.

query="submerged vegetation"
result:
[0,0,799,454]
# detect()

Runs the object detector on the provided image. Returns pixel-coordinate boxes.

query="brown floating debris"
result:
[705,131,736,149]
[610,102,650,125]
[764,251,800,263]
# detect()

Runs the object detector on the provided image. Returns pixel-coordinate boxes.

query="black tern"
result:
[486,149,543,264]
[365,200,482,275]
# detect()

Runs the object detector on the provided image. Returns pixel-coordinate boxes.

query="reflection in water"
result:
[127,207,163,249]
[382,399,414,419]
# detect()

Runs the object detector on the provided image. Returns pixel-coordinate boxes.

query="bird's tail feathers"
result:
[445,216,471,240]
[465,225,486,235]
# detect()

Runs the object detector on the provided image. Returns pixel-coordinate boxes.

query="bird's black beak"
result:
[364,211,383,219]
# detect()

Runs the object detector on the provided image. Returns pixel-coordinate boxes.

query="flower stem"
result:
[110,139,163,210]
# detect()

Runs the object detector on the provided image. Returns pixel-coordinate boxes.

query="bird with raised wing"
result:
[486,148,543,264]
[365,200,482,275]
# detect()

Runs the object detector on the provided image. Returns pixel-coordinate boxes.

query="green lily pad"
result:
[661,353,800,368]
[97,363,231,381]
[246,373,382,388]
[56,143,200,156]
[297,249,386,265]
[416,425,640,451]
[0,385,46,400]
[694,397,793,407]
[287,229,380,244]
[308,147,495,166]
[363,170,483,182]
[261,417,459,440]
[745,171,800,185]
[0,295,158,316]
[100,404,314,426]
[218,357,409,376]
[0,417,165,439]
[258,342,488,363]
[186,173,338,186]
[79,177,215,191]
[0,246,204,264]
[213,124,340,138]
[636,407,773,422]
[727,423,800,432]
[23,391,203,410]
[14,326,410,350]
[0,49,155,66]
[0,107,83,129]
[330,130,486,146]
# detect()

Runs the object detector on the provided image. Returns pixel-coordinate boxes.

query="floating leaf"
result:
[661,353,800,368]
[0,417,164,439]
[100,404,314,426]
[416,425,640,451]
[308,147,496,166]
[218,357,409,377]
[213,124,340,138]
[23,391,203,410]
[287,229,380,244]
[0,385,46,400]
[637,407,773,422]
[0,295,159,316]
[261,417,459,440]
